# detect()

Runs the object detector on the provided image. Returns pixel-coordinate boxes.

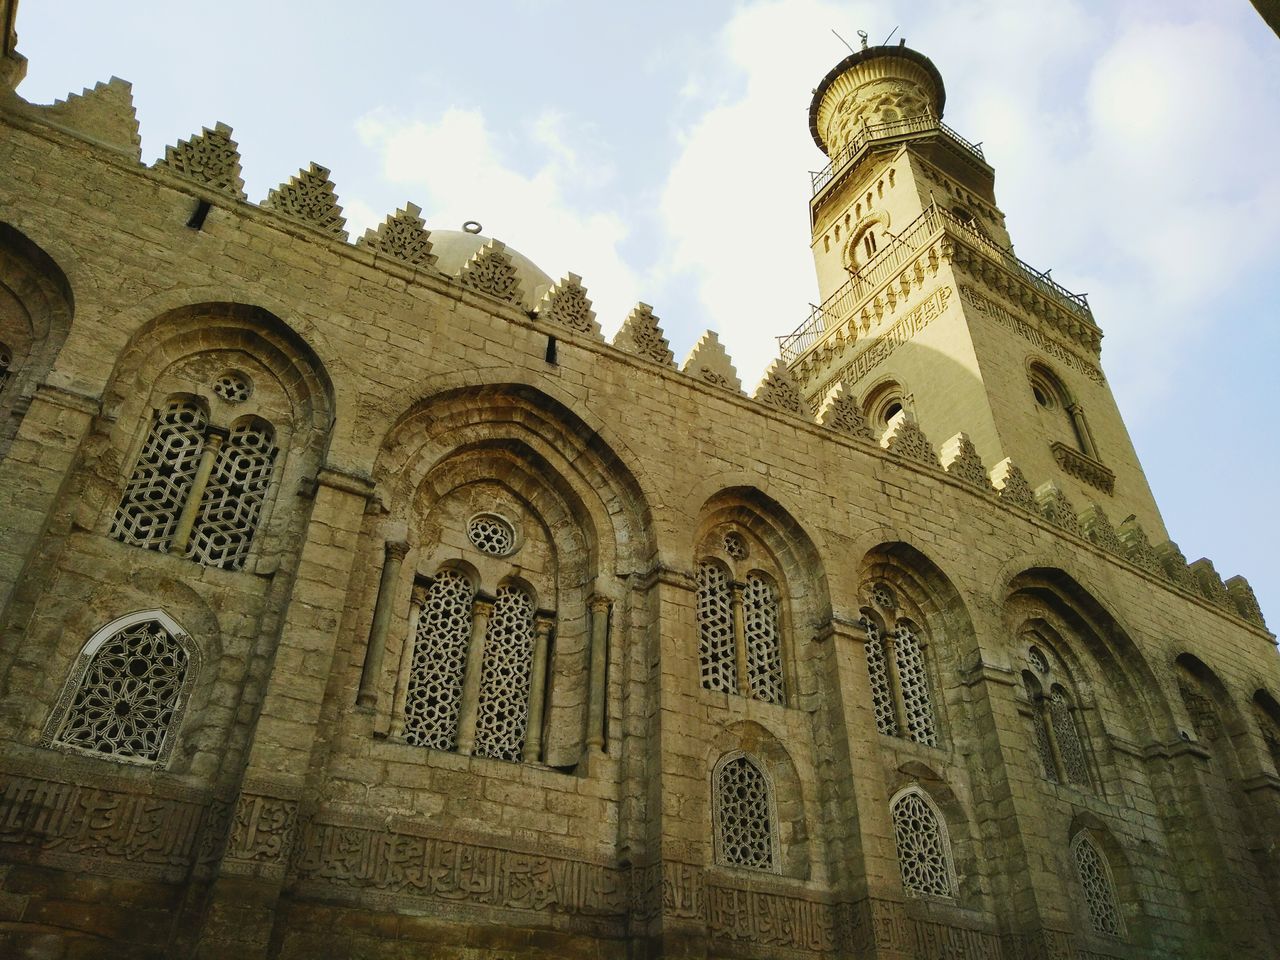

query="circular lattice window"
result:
[723,531,749,561]
[467,513,517,557]
[1028,646,1049,675]
[213,370,253,404]
[871,582,896,610]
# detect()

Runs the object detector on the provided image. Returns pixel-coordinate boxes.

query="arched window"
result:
[111,396,277,570]
[1029,361,1096,459]
[890,787,956,898]
[1021,642,1093,789]
[695,534,787,706]
[1254,694,1280,773]
[1072,834,1124,937]
[473,583,537,762]
[860,585,938,746]
[713,752,777,872]
[403,568,475,751]
[42,610,196,766]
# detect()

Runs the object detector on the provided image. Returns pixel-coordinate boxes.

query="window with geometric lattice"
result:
[694,535,787,706]
[860,584,937,746]
[42,611,195,766]
[473,583,537,762]
[890,787,955,898]
[111,396,277,570]
[713,752,777,872]
[1022,642,1092,789]
[403,568,475,751]
[1072,833,1124,937]
[0,340,12,393]
[1256,698,1280,774]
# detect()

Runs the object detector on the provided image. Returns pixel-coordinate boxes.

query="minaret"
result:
[784,39,1167,538]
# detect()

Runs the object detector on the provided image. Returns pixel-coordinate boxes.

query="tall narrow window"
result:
[895,622,937,746]
[0,340,12,392]
[891,788,955,898]
[111,398,208,551]
[185,418,277,570]
[713,753,776,872]
[742,574,784,705]
[860,589,939,746]
[44,613,193,765]
[862,617,896,735]
[1049,687,1090,786]
[1023,643,1093,789]
[403,569,475,750]
[1023,673,1057,783]
[697,560,737,694]
[1072,834,1123,937]
[473,584,537,762]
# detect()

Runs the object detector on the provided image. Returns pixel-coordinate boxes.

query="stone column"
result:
[170,426,226,554]
[523,613,555,762]
[1067,403,1097,458]
[881,625,909,735]
[729,580,749,696]
[356,539,410,710]
[454,595,494,756]
[586,595,611,751]
[384,579,428,738]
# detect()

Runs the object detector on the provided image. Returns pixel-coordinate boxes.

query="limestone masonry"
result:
[0,7,1278,959]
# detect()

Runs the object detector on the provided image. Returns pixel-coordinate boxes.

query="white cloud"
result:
[352,106,642,333]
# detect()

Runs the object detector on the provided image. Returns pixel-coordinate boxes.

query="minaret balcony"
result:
[810,114,987,196]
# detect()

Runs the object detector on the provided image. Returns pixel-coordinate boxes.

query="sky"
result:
[13,1,1280,626]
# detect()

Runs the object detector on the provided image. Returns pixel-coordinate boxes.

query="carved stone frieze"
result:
[1117,517,1163,575]
[706,884,835,952]
[1155,540,1199,593]
[1225,575,1266,629]
[1078,503,1124,556]
[682,331,742,393]
[356,201,436,268]
[456,239,524,305]
[958,284,1104,380]
[262,163,348,239]
[154,121,246,198]
[536,273,601,338]
[1035,481,1081,537]
[1188,558,1235,611]
[224,792,299,865]
[1050,441,1115,495]
[880,411,938,468]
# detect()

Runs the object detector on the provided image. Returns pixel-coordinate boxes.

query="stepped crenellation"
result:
[3,72,1264,634]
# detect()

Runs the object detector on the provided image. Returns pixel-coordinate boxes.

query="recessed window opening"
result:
[884,399,902,422]
[863,230,878,257]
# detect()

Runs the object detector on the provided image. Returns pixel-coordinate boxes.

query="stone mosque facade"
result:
[0,5,1278,958]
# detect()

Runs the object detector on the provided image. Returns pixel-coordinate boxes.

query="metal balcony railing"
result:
[778,203,1092,365]
[810,115,986,195]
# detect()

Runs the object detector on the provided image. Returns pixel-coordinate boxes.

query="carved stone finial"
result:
[456,239,523,305]
[1188,558,1234,611]
[262,163,347,239]
[612,303,675,366]
[682,331,742,393]
[1034,481,1081,537]
[1154,540,1199,592]
[1225,576,1267,629]
[154,122,246,198]
[989,458,1036,511]
[880,411,938,467]
[1117,517,1162,575]
[816,380,873,439]
[753,360,807,415]
[356,201,436,268]
[1079,503,1124,556]
[42,77,141,158]
[939,433,991,491]
[536,273,601,338]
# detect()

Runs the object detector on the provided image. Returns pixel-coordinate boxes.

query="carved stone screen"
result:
[862,617,896,735]
[697,560,736,694]
[185,418,277,570]
[715,755,775,871]
[1027,678,1058,783]
[1050,689,1090,786]
[1073,835,1122,936]
[111,398,207,552]
[894,622,938,746]
[0,340,10,392]
[742,574,784,705]
[403,569,475,751]
[473,584,536,762]
[51,619,189,762]
[891,791,954,898]
[467,514,515,556]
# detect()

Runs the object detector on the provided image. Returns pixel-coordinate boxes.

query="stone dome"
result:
[429,229,553,311]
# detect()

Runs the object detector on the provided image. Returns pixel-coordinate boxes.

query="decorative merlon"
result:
[753,360,807,415]
[456,239,523,305]
[1225,576,1266,629]
[261,163,347,239]
[1050,441,1115,495]
[612,303,674,366]
[536,273,601,338]
[356,202,436,268]
[815,381,873,439]
[1079,504,1124,557]
[939,433,991,491]
[1189,558,1234,611]
[40,77,141,159]
[1155,541,1199,593]
[990,458,1036,511]
[880,411,937,468]
[1117,517,1163,576]
[153,122,246,199]
[1034,482,1080,537]
[682,331,742,393]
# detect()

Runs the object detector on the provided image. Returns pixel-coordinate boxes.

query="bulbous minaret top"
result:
[808,41,946,160]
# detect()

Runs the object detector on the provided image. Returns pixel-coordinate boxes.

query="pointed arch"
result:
[1069,830,1125,938]
[889,784,957,899]
[712,749,780,873]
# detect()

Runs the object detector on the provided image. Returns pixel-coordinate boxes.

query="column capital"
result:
[533,612,556,635]
[588,594,613,614]
[384,539,411,562]
[472,594,496,617]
